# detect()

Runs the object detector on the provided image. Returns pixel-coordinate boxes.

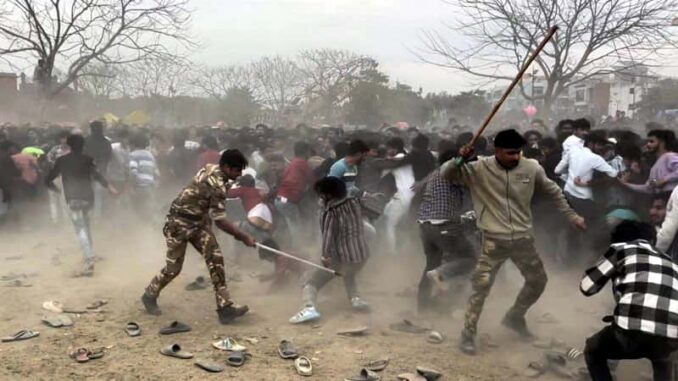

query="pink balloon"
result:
[523,105,538,118]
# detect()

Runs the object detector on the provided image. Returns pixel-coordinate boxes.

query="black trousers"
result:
[564,193,600,267]
[585,325,678,381]
[417,221,476,312]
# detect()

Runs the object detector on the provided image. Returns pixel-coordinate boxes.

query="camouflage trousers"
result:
[462,236,547,338]
[145,218,231,308]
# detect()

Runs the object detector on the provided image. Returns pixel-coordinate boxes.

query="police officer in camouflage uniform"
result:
[442,129,587,355]
[141,149,256,324]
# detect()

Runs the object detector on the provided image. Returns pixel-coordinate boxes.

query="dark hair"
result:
[610,220,656,243]
[438,148,457,165]
[385,137,405,152]
[347,139,369,156]
[314,176,347,200]
[651,192,672,205]
[220,149,248,170]
[540,137,558,150]
[334,141,350,159]
[293,141,312,157]
[456,132,474,147]
[202,135,218,150]
[237,174,256,188]
[130,133,149,150]
[411,134,430,151]
[66,134,85,153]
[584,133,607,147]
[523,147,542,159]
[574,118,591,131]
[56,129,70,140]
[648,129,677,151]
[523,130,543,141]
[90,120,104,135]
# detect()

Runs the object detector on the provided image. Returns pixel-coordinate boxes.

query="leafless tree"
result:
[298,49,378,122]
[0,0,193,98]
[192,64,260,100]
[250,55,305,116]
[119,57,192,98]
[419,0,678,114]
[76,62,121,99]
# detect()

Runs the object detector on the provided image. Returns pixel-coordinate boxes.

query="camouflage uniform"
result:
[462,236,547,338]
[145,164,233,308]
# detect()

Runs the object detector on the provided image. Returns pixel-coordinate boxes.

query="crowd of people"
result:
[1,117,678,380]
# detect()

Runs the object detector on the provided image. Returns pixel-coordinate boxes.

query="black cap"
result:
[494,129,527,149]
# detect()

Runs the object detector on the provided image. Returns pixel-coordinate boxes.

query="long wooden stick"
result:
[256,243,341,276]
[470,26,559,146]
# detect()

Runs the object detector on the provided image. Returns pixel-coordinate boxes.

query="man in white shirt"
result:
[557,118,592,182]
[655,188,678,260]
[555,133,618,266]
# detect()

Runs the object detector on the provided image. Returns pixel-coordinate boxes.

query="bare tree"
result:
[0,0,193,98]
[298,49,378,121]
[76,62,122,99]
[192,64,260,100]
[419,0,678,114]
[119,57,192,98]
[250,56,305,117]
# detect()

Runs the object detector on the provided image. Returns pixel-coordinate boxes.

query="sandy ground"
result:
[0,213,653,381]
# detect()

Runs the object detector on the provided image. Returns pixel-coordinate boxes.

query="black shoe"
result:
[502,313,533,339]
[459,333,477,355]
[217,304,249,324]
[141,293,161,316]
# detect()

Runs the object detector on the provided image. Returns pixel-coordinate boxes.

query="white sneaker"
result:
[289,306,321,324]
[350,297,370,312]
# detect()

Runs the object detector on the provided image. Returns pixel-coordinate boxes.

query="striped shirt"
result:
[129,149,157,187]
[580,240,678,338]
[320,197,369,263]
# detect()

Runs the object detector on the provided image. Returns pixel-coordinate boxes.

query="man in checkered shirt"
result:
[580,220,678,381]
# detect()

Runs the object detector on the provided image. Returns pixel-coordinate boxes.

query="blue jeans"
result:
[68,200,94,263]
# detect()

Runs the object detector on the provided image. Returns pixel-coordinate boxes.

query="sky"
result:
[190,0,477,93]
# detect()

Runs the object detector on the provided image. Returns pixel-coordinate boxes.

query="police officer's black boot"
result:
[217,304,249,324]
[141,292,161,316]
[502,311,533,339]
[459,331,477,355]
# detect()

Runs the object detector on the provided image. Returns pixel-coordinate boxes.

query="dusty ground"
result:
[0,214,652,381]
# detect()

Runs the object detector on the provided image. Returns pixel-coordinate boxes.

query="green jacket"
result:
[442,156,578,241]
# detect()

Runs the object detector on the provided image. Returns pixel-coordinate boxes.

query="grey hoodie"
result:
[443,156,578,241]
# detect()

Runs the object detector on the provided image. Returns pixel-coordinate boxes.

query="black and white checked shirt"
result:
[417,169,464,223]
[580,240,678,338]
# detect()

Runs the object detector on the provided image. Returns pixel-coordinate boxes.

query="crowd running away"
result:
[1,118,678,381]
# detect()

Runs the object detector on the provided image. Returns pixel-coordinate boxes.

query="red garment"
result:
[227,186,263,212]
[197,149,221,170]
[11,153,38,185]
[277,158,315,203]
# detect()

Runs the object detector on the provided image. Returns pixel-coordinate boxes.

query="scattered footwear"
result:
[217,304,249,324]
[426,269,446,297]
[141,293,161,316]
[363,358,389,372]
[42,301,64,313]
[337,326,370,337]
[160,344,194,359]
[159,321,191,335]
[389,319,429,334]
[346,368,381,381]
[226,350,250,367]
[278,340,299,359]
[295,356,313,376]
[194,359,225,373]
[4,279,31,287]
[125,322,141,337]
[397,373,426,381]
[71,348,91,363]
[1,330,39,343]
[566,347,584,361]
[289,306,321,324]
[351,297,371,312]
[42,315,73,328]
[86,299,108,310]
[427,331,444,344]
[459,333,477,355]
[88,347,106,360]
[524,361,546,378]
[416,366,442,381]
[185,276,208,291]
[212,337,246,352]
[502,313,533,339]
